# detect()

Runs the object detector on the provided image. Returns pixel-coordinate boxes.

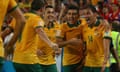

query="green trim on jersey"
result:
[8,5,18,13]
[67,21,80,28]
[35,26,43,29]
[104,36,112,40]
[56,36,63,39]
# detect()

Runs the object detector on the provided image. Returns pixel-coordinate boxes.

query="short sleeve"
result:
[8,0,18,13]
[33,17,44,29]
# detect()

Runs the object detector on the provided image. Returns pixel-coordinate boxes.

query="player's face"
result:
[45,8,55,22]
[85,9,96,25]
[111,4,118,11]
[66,9,79,24]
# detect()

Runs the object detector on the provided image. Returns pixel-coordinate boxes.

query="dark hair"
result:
[112,21,120,31]
[87,5,98,13]
[67,4,79,14]
[45,5,54,9]
[31,0,45,11]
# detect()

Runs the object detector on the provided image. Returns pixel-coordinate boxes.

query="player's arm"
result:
[56,37,83,48]
[35,25,58,50]
[1,17,15,40]
[110,38,119,63]
[1,26,13,41]
[111,48,120,67]
[56,37,70,48]
[101,20,111,72]
[56,24,83,48]
[58,3,66,22]
[8,8,25,45]
[103,20,111,62]
[5,0,25,57]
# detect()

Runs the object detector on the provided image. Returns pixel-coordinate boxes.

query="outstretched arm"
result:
[35,27,58,50]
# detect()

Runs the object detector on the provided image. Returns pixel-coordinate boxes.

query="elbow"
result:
[57,42,64,48]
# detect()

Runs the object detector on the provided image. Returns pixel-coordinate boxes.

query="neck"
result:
[88,18,97,28]
[30,10,41,16]
[45,21,54,29]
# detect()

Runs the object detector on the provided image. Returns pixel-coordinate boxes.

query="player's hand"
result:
[100,60,107,72]
[36,49,45,56]
[55,48,61,55]
[51,42,59,51]
[69,38,83,46]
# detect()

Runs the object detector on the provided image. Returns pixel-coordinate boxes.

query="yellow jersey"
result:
[9,18,16,30]
[0,0,17,57]
[82,20,110,67]
[38,21,61,65]
[13,13,44,64]
[91,0,98,6]
[60,19,86,66]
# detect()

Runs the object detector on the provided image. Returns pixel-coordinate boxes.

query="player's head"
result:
[31,0,45,16]
[112,21,120,32]
[85,6,99,25]
[66,5,79,24]
[44,5,55,22]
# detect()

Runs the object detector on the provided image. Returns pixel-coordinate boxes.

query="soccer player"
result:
[0,0,25,71]
[57,5,85,72]
[12,0,58,72]
[82,6,111,72]
[37,5,60,72]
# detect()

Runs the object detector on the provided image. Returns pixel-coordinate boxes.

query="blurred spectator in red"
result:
[109,3,120,22]
[101,6,111,20]
[118,0,120,7]
[106,0,118,4]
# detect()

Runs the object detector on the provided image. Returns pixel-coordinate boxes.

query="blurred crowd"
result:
[3,0,120,28]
